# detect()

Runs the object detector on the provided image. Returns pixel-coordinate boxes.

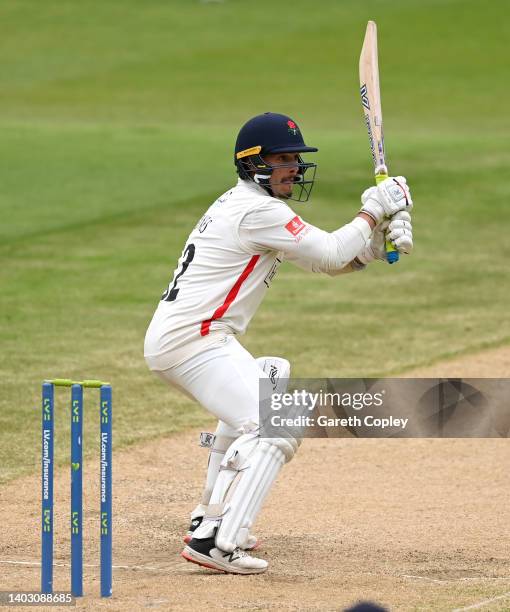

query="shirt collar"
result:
[236,177,270,197]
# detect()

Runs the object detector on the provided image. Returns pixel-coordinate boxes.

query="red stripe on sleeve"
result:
[200,255,260,336]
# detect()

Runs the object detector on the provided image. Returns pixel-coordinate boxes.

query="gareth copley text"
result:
[269,389,409,430]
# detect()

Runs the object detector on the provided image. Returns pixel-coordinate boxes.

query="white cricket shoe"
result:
[181,536,268,575]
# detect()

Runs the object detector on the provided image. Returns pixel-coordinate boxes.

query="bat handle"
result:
[375,172,399,264]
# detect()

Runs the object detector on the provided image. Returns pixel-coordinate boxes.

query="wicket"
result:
[41,379,112,598]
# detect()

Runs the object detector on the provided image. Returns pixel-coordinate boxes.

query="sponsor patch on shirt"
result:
[285,216,306,236]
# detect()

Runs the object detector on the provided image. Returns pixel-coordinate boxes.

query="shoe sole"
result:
[183,534,261,550]
[181,547,267,575]
[181,550,227,574]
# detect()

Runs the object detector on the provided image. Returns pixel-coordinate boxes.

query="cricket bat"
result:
[359,20,399,264]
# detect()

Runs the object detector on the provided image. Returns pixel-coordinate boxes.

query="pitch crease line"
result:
[0,559,193,573]
[402,574,510,584]
[452,590,510,611]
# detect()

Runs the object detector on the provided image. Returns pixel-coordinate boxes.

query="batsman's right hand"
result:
[360,176,413,224]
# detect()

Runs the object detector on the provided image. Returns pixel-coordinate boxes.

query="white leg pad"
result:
[239,432,300,548]
[192,358,297,550]
[217,440,285,552]
[200,425,238,506]
[192,431,260,541]
[193,431,298,551]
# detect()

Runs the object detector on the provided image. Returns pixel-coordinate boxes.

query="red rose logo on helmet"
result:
[287,120,299,136]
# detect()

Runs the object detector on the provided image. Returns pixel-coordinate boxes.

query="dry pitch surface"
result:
[1,346,509,611]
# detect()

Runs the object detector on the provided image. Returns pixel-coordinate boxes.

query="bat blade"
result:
[359,20,398,263]
[359,20,387,179]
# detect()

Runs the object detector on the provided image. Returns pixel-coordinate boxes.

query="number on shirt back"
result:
[162,243,195,302]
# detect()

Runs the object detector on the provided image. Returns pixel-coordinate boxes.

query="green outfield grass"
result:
[1,0,509,482]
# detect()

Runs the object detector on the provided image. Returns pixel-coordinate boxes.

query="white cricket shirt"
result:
[144,178,372,368]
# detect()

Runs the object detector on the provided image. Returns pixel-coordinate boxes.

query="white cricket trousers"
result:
[146,336,264,434]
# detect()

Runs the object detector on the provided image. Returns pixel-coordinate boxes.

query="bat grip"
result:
[375,172,399,264]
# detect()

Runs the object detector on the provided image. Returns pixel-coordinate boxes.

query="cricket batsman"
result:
[144,112,413,574]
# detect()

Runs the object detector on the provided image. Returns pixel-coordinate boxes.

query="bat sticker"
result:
[360,84,370,110]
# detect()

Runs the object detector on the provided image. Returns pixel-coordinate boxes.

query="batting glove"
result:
[357,211,413,264]
[360,176,413,225]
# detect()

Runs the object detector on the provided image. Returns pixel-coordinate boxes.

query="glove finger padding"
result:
[386,225,413,255]
[389,233,413,254]
[387,227,413,240]
[389,210,412,223]
[387,219,411,232]
[385,209,413,254]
